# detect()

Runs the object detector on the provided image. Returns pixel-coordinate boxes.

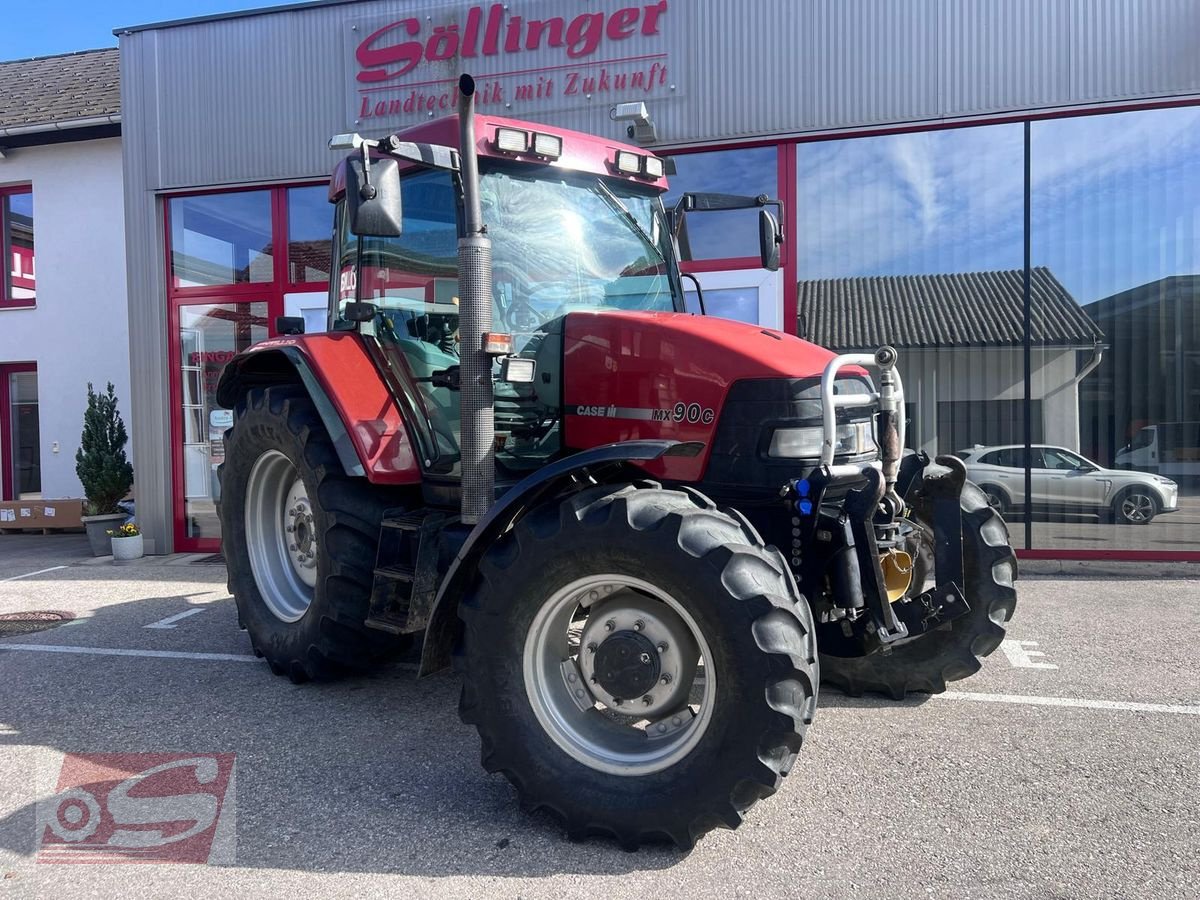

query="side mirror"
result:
[759,209,781,272]
[274,316,305,335]
[345,156,403,237]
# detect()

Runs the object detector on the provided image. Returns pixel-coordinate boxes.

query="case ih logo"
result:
[353,1,672,122]
[37,753,236,864]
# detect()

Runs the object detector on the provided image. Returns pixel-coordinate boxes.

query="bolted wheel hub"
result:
[284,477,318,588]
[593,631,661,702]
[578,590,700,719]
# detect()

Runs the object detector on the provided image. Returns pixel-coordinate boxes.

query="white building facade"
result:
[0,50,130,510]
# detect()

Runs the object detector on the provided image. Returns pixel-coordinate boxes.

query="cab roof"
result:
[329,112,668,202]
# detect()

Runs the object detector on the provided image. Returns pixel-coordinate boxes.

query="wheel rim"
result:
[244,450,317,623]
[1121,493,1154,523]
[523,575,716,776]
[985,490,1004,510]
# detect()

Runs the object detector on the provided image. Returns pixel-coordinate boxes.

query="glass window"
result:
[177,302,269,540]
[1042,448,1087,470]
[287,186,332,284]
[170,191,273,287]
[664,147,777,261]
[1033,106,1200,545]
[796,123,1026,468]
[2,190,35,306]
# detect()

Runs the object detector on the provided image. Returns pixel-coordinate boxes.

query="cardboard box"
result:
[0,499,84,531]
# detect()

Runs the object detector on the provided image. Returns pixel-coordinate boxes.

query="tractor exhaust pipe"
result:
[456,74,495,524]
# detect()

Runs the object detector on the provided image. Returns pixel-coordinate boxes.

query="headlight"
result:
[768,421,874,459]
[1154,476,1176,485]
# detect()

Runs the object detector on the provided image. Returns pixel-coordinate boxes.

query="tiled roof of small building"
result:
[798,267,1105,350]
[0,48,120,131]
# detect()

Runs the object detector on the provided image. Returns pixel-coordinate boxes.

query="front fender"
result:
[417,439,702,676]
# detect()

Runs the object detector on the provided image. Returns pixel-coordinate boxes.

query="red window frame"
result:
[0,361,37,502]
[0,185,36,310]
[164,182,331,552]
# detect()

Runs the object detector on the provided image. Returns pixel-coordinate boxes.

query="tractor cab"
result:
[325,112,780,480]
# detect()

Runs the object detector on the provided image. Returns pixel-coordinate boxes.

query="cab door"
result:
[332,169,464,473]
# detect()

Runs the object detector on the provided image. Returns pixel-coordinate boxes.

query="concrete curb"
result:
[1019,558,1200,579]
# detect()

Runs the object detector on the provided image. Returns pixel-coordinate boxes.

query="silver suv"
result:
[955,444,1179,524]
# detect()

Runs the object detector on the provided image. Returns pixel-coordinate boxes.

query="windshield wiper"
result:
[593,179,665,263]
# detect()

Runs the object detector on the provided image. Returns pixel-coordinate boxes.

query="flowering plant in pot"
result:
[107,522,144,561]
[75,382,135,557]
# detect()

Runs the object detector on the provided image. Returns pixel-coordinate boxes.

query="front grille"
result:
[702,376,877,491]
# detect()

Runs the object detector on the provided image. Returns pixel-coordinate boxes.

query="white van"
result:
[1116,422,1200,478]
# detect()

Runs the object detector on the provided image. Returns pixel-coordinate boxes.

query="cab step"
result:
[365,510,448,635]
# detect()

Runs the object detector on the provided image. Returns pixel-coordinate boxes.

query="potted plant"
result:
[108,522,144,561]
[76,382,135,557]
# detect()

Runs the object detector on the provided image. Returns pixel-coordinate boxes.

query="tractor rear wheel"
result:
[218,385,409,682]
[819,480,1018,699]
[456,483,817,850]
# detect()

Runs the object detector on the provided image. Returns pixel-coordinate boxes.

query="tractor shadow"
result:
[0,567,683,877]
[816,690,934,710]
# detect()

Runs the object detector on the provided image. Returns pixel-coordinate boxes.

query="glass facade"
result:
[665,146,785,329]
[665,147,778,262]
[166,185,330,550]
[1030,106,1200,549]
[791,107,1199,555]
[287,186,333,284]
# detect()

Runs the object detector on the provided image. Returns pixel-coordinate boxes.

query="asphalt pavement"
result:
[0,534,1197,898]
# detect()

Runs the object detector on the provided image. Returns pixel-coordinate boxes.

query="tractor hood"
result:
[560,310,855,482]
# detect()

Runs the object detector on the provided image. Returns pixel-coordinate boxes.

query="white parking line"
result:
[1,566,68,582]
[938,691,1200,716]
[144,608,206,629]
[0,643,258,662]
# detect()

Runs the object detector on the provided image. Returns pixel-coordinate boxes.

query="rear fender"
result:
[215,335,421,484]
[217,344,363,477]
[417,440,701,676]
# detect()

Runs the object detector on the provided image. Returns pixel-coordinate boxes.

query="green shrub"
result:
[75,382,134,516]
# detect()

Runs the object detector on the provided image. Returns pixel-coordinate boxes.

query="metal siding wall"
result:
[1071,0,1200,103]
[153,10,348,188]
[121,30,173,552]
[121,0,1200,193]
[939,0,1073,116]
[805,0,939,130]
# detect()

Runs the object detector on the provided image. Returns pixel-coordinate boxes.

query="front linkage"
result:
[783,348,972,658]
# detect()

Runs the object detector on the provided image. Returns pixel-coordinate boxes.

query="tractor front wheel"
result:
[456,483,817,850]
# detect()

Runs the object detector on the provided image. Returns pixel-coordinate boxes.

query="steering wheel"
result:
[505,298,545,332]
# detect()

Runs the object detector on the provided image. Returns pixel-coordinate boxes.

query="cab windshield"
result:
[481,168,679,333]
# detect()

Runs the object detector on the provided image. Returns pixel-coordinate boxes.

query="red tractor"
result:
[217,75,1016,849]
